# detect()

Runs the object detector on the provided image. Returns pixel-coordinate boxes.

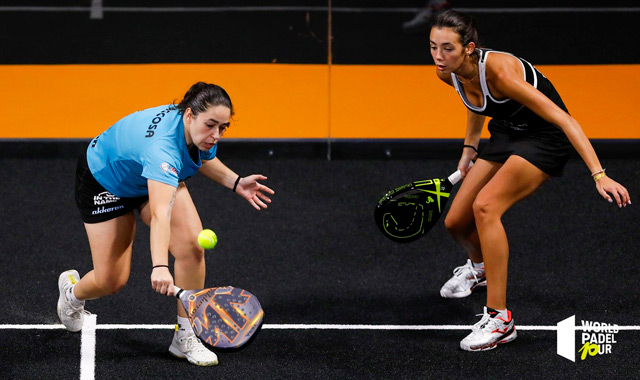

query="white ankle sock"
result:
[494,308,508,319]
[472,261,484,270]
[66,285,84,308]
[176,316,192,337]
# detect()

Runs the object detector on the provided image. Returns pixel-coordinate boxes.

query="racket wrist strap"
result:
[463,144,478,153]
[232,175,242,192]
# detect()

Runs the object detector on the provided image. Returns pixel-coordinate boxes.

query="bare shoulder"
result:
[485,51,541,100]
[485,51,523,82]
[435,69,453,86]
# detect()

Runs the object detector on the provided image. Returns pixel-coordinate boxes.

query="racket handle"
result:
[448,170,462,185]
[173,285,183,298]
[447,161,474,185]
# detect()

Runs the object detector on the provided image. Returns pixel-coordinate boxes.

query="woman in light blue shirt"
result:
[58,82,275,366]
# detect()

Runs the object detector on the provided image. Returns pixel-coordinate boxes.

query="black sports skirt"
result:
[479,118,573,177]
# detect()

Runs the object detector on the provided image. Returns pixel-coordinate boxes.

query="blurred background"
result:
[1,0,638,145]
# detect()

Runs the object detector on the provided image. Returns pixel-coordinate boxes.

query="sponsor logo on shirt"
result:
[145,107,173,138]
[161,162,178,176]
[90,134,100,148]
[94,191,120,205]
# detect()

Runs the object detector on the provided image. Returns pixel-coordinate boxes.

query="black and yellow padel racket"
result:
[374,168,466,243]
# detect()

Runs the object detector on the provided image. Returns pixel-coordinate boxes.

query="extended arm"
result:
[487,56,631,207]
[200,157,275,210]
[147,179,177,295]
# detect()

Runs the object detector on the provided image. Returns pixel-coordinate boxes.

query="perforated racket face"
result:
[182,286,264,349]
[375,178,452,243]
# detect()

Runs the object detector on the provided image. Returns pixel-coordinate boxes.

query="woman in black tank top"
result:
[428,10,630,352]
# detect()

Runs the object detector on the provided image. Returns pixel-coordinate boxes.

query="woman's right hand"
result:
[595,175,631,208]
[151,266,175,296]
[458,150,477,178]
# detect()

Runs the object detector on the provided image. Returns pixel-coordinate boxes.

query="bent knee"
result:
[472,196,501,223]
[188,236,205,260]
[95,274,128,296]
[444,210,473,236]
[444,213,463,235]
[172,237,205,263]
[187,245,206,264]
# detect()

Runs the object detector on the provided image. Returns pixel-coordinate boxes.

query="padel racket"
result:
[174,285,264,349]
[375,166,469,243]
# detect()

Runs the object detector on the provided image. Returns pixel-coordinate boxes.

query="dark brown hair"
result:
[432,10,480,58]
[175,82,234,117]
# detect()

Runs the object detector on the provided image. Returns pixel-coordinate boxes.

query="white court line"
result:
[4,320,635,380]
[90,0,103,19]
[80,314,97,380]
[2,323,639,330]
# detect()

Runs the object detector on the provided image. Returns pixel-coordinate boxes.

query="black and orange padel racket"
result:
[174,285,264,349]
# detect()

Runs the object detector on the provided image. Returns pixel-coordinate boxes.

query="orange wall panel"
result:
[329,64,474,139]
[330,64,640,139]
[0,64,329,139]
[537,65,639,139]
[1,63,638,139]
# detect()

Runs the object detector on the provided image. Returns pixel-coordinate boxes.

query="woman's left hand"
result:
[596,175,631,208]
[236,175,275,210]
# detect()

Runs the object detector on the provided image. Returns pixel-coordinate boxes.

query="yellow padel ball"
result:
[198,229,218,250]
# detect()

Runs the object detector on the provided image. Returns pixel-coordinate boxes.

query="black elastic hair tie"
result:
[463,144,478,153]
[232,175,242,192]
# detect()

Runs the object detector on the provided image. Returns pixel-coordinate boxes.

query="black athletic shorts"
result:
[479,119,572,177]
[75,153,148,224]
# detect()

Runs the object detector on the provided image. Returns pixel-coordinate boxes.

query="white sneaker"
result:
[440,259,486,298]
[460,306,517,351]
[169,330,219,366]
[57,270,88,332]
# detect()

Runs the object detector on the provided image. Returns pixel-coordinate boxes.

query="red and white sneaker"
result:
[460,306,517,351]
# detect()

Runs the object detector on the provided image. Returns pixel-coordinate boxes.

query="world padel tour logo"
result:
[557,315,620,362]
